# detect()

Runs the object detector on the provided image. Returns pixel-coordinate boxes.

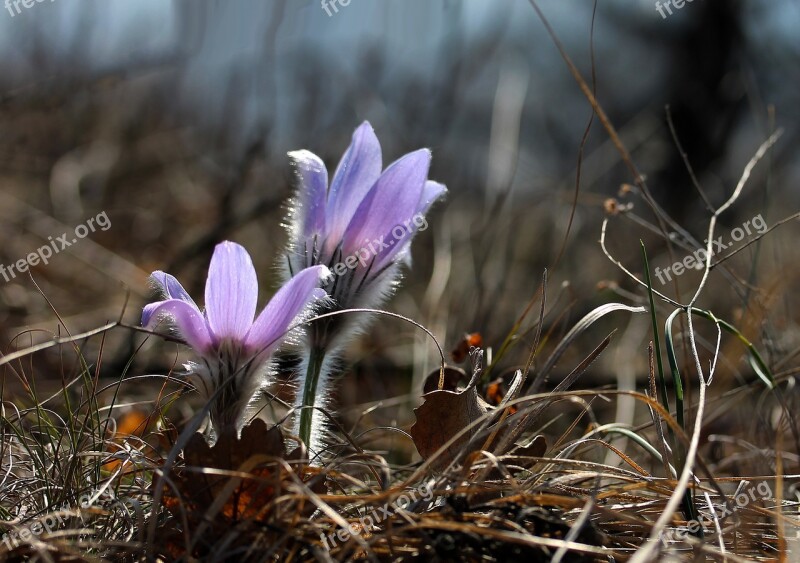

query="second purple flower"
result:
[284,121,446,456]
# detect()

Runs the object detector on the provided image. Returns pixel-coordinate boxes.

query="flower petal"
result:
[325,122,382,249]
[372,179,447,270]
[204,241,258,341]
[341,148,431,259]
[415,180,447,216]
[288,149,328,238]
[142,299,214,352]
[244,265,330,355]
[358,180,449,270]
[149,270,198,308]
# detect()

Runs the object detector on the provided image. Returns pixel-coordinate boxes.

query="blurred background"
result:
[1,0,798,458]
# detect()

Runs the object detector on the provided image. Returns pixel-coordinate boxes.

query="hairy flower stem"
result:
[299,346,326,451]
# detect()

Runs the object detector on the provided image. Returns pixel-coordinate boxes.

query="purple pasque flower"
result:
[286,121,446,341]
[142,241,329,437]
[284,122,445,457]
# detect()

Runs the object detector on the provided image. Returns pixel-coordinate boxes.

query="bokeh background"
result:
[1,0,798,452]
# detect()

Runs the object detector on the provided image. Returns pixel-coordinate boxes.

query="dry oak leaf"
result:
[410,365,490,469]
[156,420,326,559]
[161,418,287,522]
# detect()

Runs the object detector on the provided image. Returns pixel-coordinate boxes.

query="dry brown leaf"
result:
[514,434,548,458]
[161,419,288,523]
[103,408,152,472]
[450,332,483,363]
[156,419,319,558]
[183,417,285,471]
[410,358,492,469]
[421,365,467,393]
[412,350,533,470]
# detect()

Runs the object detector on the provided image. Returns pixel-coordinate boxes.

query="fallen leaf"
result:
[159,419,289,523]
[410,354,493,469]
[183,417,285,472]
[156,419,329,558]
[450,332,483,363]
[422,365,467,393]
[514,434,548,458]
[103,408,152,472]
